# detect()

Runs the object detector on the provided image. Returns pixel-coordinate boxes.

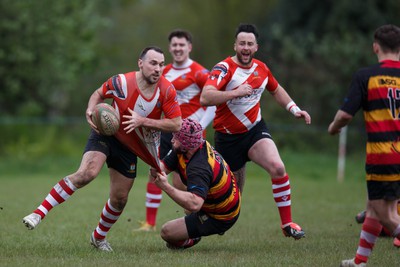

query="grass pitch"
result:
[0,151,399,267]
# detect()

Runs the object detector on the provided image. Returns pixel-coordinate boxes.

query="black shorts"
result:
[367,180,400,201]
[159,132,173,159]
[84,130,137,178]
[185,210,238,238]
[214,119,272,171]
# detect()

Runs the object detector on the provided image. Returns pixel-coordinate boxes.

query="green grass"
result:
[0,151,399,267]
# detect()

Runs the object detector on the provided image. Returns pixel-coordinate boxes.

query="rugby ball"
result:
[91,103,120,136]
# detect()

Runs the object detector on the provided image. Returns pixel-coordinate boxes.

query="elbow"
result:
[185,195,203,212]
[200,87,213,106]
[186,203,202,213]
[173,117,182,132]
[338,110,353,124]
[199,94,209,106]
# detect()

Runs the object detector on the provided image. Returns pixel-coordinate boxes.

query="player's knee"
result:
[160,224,171,241]
[110,196,128,211]
[269,161,286,177]
[70,169,98,187]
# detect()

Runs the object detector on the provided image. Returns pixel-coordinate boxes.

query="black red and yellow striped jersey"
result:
[341,60,400,181]
[162,140,241,221]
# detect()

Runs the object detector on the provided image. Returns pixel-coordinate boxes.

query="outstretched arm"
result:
[328,110,353,135]
[270,84,311,125]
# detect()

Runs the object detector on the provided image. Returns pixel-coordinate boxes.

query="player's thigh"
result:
[248,138,284,173]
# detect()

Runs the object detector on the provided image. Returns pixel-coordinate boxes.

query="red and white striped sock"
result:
[93,199,122,240]
[354,217,382,264]
[271,174,292,226]
[145,182,162,226]
[33,177,77,219]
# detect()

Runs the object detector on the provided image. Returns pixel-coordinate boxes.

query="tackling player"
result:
[152,118,240,249]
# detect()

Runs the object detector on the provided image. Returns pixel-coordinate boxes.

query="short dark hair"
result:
[235,23,259,40]
[374,24,400,53]
[139,46,164,60]
[168,29,193,43]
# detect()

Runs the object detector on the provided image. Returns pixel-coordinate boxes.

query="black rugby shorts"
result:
[367,180,400,201]
[185,210,238,238]
[84,130,137,178]
[214,119,272,171]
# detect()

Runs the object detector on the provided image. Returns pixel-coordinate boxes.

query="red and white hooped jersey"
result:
[163,59,209,121]
[204,57,278,134]
[101,71,181,171]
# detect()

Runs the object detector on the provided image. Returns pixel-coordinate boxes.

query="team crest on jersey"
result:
[254,71,258,76]
[212,65,228,74]
[111,75,125,98]
[210,64,228,82]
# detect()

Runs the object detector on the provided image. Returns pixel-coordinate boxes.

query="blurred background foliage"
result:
[1,0,400,158]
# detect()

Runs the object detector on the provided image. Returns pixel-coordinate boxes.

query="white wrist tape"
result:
[286,101,301,115]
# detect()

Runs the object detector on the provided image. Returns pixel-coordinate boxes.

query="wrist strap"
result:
[286,101,301,115]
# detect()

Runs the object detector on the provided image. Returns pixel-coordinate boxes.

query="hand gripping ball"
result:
[91,103,120,136]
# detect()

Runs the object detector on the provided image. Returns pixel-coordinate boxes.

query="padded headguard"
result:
[173,118,203,151]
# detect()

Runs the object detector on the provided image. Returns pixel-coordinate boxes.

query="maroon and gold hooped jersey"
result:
[163,141,241,221]
[341,60,400,182]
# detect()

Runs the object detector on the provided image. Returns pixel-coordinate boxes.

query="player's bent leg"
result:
[249,139,304,240]
[248,138,285,178]
[161,217,200,249]
[22,151,107,230]
[69,151,107,188]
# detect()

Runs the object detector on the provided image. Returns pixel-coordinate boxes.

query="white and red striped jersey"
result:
[163,59,209,122]
[204,57,278,134]
[101,71,181,171]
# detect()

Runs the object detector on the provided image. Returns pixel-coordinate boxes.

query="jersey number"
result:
[387,88,400,119]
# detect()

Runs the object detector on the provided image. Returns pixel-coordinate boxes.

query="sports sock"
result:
[145,182,162,226]
[93,199,122,240]
[33,177,77,219]
[271,174,292,226]
[354,216,382,264]
[393,224,400,239]
[168,238,198,249]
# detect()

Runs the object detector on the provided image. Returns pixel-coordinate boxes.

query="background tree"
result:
[0,0,106,117]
